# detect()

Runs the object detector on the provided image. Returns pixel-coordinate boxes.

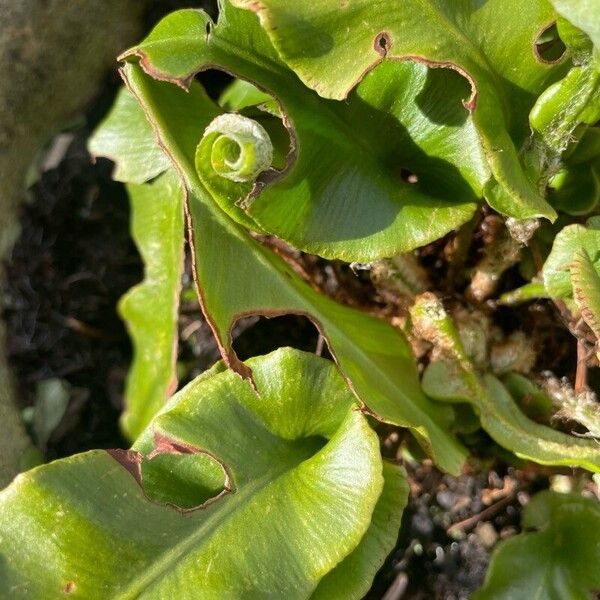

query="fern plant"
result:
[1,0,600,598]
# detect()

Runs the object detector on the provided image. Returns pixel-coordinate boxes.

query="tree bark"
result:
[0,0,145,487]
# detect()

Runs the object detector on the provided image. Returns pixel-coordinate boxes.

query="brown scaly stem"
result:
[575,337,589,394]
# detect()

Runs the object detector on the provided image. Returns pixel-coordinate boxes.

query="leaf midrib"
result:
[116,445,314,599]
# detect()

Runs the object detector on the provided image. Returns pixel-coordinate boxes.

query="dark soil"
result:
[4,122,137,458]
[367,460,549,600]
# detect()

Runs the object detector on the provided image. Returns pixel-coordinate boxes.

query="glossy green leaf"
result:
[413,293,600,472]
[530,2,600,173]
[120,4,486,262]
[474,491,600,600]
[0,349,407,598]
[543,218,600,309]
[219,78,278,114]
[551,0,600,51]
[88,87,169,184]
[113,61,466,474]
[547,161,600,215]
[232,0,564,221]
[118,172,185,439]
[311,462,407,600]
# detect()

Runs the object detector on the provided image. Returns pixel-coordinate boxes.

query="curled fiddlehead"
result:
[198,113,273,183]
[195,113,274,228]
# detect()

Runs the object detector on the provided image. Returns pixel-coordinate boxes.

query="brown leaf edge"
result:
[117,4,562,236]
[117,8,477,204]
[107,431,233,513]
[571,249,600,341]
[118,54,462,472]
[231,1,491,109]
[231,2,563,226]
[120,8,480,110]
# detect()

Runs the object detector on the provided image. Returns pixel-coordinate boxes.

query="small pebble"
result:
[488,472,503,488]
[475,522,498,548]
[449,527,466,541]
[550,474,572,493]
[411,512,434,537]
[454,495,472,513]
[437,490,456,510]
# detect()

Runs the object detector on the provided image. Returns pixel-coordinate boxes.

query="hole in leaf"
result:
[399,168,419,184]
[233,315,331,361]
[374,32,391,55]
[197,74,292,171]
[534,23,566,63]
[196,69,235,101]
[141,436,230,511]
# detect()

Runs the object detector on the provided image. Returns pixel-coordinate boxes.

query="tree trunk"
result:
[0,0,145,487]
